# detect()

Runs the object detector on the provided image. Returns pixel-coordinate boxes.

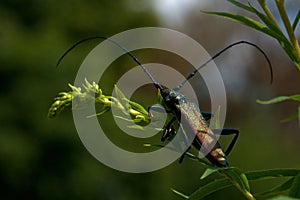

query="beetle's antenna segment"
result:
[173,40,273,91]
[56,36,163,90]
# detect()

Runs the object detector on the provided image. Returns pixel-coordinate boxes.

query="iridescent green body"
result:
[161,88,229,167]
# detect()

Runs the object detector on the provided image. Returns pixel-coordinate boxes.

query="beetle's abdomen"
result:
[176,100,229,167]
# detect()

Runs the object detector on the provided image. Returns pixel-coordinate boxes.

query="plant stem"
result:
[275,0,300,69]
[257,0,281,30]
[232,181,255,200]
[223,174,256,200]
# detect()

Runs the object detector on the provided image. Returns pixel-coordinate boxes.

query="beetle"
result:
[57,37,273,167]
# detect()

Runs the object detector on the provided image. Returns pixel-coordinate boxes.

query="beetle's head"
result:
[160,88,185,106]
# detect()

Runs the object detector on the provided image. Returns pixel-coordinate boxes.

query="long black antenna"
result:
[56,36,164,90]
[173,40,273,91]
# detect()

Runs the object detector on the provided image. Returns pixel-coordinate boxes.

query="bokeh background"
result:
[0,0,299,199]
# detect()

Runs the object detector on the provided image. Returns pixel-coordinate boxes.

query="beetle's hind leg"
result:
[213,128,239,155]
[201,111,213,121]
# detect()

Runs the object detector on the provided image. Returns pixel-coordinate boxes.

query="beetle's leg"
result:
[161,117,176,142]
[148,105,176,141]
[179,146,191,164]
[213,128,239,155]
[201,111,213,121]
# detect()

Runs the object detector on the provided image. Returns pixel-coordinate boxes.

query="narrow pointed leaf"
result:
[248,3,287,40]
[200,168,220,179]
[185,152,215,167]
[114,85,128,108]
[270,196,300,200]
[245,169,300,180]
[126,99,149,115]
[203,11,283,40]
[171,189,189,199]
[203,10,298,69]
[257,95,300,105]
[255,178,294,197]
[227,0,253,12]
[289,171,300,198]
[188,178,232,200]
[292,9,300,30]
[280,111,298,123]
[87,106,111,118]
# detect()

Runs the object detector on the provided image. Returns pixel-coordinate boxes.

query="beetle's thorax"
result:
[161,89,186,107]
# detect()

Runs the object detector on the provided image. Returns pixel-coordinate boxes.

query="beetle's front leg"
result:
[161,117,176,142]
[148,105,176,141]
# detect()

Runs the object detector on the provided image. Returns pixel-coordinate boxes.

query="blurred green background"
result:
[0,0,299,199]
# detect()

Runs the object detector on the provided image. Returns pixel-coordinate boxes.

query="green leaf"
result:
[185,152,215,167]
[245,169,300,180]
[171,189,189,199]
[86,106,111,118]
[280,111,298,123]
[203,8,300,69]
[257,95,300,104]
[188,178,232,200]
[255,177,294,197]
[227,0,253,12]
[203,11,284,42]
[219,167,250,192]
[292,9,300,30]
[200,168,220,179]
[157,89,164,105]
[289,171,300,198]
[188,168,300,200]
[270,195,300,200]
[114,85,128,108]
[126,99,149,116]
[247,3,288,42]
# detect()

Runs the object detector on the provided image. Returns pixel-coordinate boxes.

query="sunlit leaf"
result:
[270,195,300,200]
[257,95,300,104]
[171,188,189,199]
[126,99,149,116]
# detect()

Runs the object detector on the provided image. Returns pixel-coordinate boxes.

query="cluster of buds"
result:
[48,79,150,126]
